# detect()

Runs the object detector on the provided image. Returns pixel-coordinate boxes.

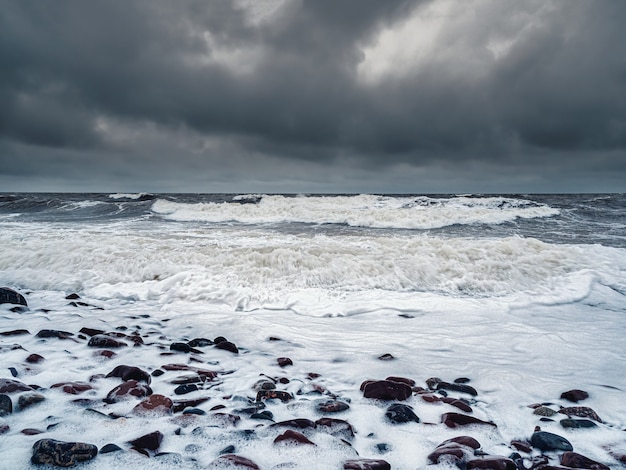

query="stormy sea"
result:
[1,193,625,469]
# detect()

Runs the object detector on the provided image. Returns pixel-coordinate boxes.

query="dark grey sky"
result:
[1,0,625,193]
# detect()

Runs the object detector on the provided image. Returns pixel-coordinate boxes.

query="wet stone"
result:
[315,418,355,440]
[441,397,473,413]
[315,399,350,413]
[467,457,516,470]
[26,353,45,364]
[560,389,589,403]
[36,329,74,339]
[533,406,558,417]
[441,412,496,428]
[559,406,602,422]
[79,327,104,337]
[253,379,276,391]
[88,335,127,348]
[0,329,30,336]
[174,384,198,395]
[100,443,122,454]
[277,357,293,367]
[385,403,420,424]
[187,337,213,347]
[0,287,27,306]
[343,458,391,470]
[256,390,293,403]
[133,394,173,416]
[362,380,412,401]
[106,365,151,384]
[105,380,152,403]
[215,341,239,354]
[530,431,573,452]
[210,454,260,469]
[18,392,45,410]
[560,418,598,429]
[0,394,12,416]
[51,382,94,395]
[274,430,316,446]
[560,451,610,470]
[271,418,316,430]
[170,342,192,353]
[31,439,98,467]
[128,430,163,452]
[251,410,274,421]
[377,353,394,361]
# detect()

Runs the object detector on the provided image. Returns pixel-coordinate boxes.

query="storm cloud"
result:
[1,0,625,192]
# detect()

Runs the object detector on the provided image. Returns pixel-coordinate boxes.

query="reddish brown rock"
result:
[211,454,260,469]
[560,451,610,470]
[441,413,496,429]
[277,357,293,367]
[271,418,316,430]
[128,430,163,451]
[467,457,516,470]
[343,459,390,469]
[172,397,210,413]
[105,380,152,403]
[385,376,416,386]
[94,350,117,359]
[133,394,173,416]
[559,406,602,422]
[0,378,33,393]
[106,365,151,384]
[428,437,479,465]
[511,440,533,453]
[88,335,127,348]
[560,389,589,403]
[362,380,412,401]
[51,382,94,395]
[274,430,316,446]
[25,353,45,364]
[256,390,293,403]
[316,399,350,413]
[441,397,473,413]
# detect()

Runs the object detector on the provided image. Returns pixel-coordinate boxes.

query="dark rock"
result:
[315,418,355,440]
[256,390,293,402]
[213,336,228,344]
[560,451,610,469]
[18,392,45,410]
[362,380,412,401]
[23,428,45,435]
[560,389,589,403]
[65,293,81,300]
[533,406,558,417]
[220,445,236,455]
[0,394,12,416]
[251,410,274,421]
[128,430,163,451]
[36,329,74,339]
[31,439,97,467]
[441,397,473,413]
[133,394,173,416]
[170,342,192,353]
[0,424,9,435]
[271,418,316,430]
[467,457,516,470]
[277,357,293,367]
[0,329,30,336]
[377,353,394,361]
[215,341,239,354]
[315,399,350,413]
[26,353,45,364]
[510,440,533,453]
[530,431,573,452]
[441,412,496,428]
[183,407,206,415]
[79,327,104,337]
[51,382,94,394]
[187,338,213,347]
[253,379,276,391]
[104,380,152,403]
[174,384,198,395]
[88,335,127,348]
[375,443,391,454]
[0,287,27,306]
[385,376,416,386]
[210,454,260,469]
[454,377,471,384]
[172,397,210,413]
[100,443,122,454]
[385,403,420,424]
[560,418,598,429]
[437,381,478,396]
[559,406,602,422]
[344,458,391,469]
[151,369,165,377]
[106,365,151,384]
[8,367,18,377]
[274,430,316,446]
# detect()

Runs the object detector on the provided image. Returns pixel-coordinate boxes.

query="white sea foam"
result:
[151,194,560,229]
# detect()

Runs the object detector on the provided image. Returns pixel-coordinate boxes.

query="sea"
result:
[1,193,625,469]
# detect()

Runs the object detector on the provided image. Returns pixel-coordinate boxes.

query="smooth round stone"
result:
[560,418,597,429]
[530,431,573,452]
[385,403,420,424]
[315,399,350,413]
[18,392,45,410]
[0,394,12,416]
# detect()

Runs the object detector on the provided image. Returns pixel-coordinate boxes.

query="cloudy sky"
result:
[1,0,625,193]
